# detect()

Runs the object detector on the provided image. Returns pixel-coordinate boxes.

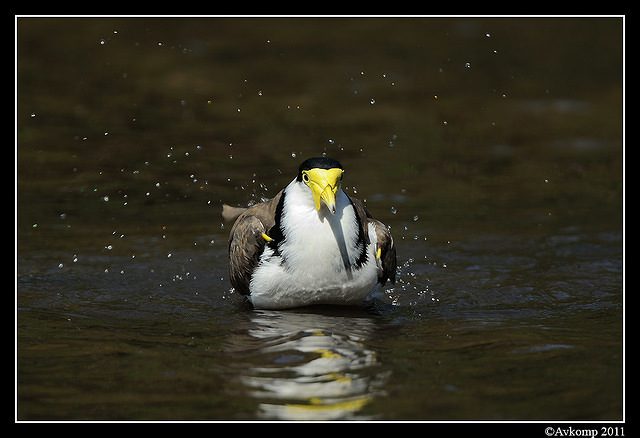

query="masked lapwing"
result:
[223,157,396,309]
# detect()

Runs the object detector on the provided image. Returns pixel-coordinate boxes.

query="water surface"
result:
[17,17,623,421]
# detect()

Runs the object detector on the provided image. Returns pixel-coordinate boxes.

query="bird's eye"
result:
[302,172,310,183]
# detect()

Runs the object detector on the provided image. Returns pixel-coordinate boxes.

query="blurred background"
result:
[17,17,623,421]
[17,17,622,241]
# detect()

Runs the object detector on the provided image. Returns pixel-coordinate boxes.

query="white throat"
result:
[248,179,378,309]
[279,179,362,270]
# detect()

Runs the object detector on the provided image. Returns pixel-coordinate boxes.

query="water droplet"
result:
[370,98,376,105]
[464,62,471,68]
[391,206,397,214]
[413,215,419,222]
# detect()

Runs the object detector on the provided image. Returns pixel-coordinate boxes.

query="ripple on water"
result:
[223,309,389,420]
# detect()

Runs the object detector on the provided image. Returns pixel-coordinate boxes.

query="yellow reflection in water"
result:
[230,309,387,420]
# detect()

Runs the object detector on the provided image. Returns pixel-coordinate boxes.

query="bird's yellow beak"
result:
[302,167,344,215]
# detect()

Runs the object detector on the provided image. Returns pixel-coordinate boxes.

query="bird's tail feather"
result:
[222,204,247,222]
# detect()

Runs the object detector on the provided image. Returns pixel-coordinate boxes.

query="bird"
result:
[223,157,396,309]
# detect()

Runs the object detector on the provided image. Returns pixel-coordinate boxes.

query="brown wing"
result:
[347,195,397,285]
[226,190,283,295]
[370,218,396,285]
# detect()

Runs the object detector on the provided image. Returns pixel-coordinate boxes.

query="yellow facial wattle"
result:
[302,167,344,215]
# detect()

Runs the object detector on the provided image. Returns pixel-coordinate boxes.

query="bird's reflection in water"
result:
[229,307,388,420]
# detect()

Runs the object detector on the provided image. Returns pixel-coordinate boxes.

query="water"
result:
[17,17,623,421]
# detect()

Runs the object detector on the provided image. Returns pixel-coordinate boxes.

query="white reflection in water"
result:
[230,309,388,420]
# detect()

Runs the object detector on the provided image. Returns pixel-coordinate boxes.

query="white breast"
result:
[248,179,379,309]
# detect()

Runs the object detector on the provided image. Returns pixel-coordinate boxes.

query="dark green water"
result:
[17,17,623,421]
